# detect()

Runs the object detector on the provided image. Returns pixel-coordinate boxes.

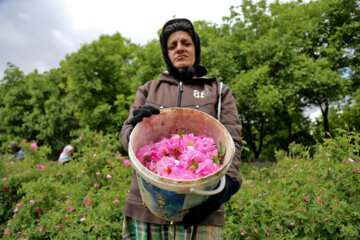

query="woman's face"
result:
[167,31,196,69]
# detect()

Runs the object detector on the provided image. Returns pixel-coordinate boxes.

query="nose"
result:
[175,43,184,53]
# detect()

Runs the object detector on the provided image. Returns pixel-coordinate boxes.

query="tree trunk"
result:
[323,103,330,138]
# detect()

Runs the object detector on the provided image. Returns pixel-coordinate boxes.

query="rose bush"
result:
[1,129,359,239]
[225,131,360,239]
[0,128,132,240]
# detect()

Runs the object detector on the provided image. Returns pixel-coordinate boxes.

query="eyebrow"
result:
[168,38,192,46]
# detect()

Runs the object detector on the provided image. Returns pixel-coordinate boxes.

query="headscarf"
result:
[8,142,20,152]
[159,18,207,81]
[58,145,74,164]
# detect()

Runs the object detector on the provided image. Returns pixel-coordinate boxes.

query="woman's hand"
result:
[182,175,239,229]
[130,105,160,127]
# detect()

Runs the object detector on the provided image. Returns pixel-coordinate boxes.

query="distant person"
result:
[8,142,26,161]
[21,137,29,145]
[58,145,74,164]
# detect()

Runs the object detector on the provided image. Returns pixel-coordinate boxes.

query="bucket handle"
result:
[189,175,226,196]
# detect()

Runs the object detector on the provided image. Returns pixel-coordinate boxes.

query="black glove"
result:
[182,175,239,229]
[130,105,160,127]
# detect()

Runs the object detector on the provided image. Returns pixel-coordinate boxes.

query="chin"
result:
[175,63,193,69]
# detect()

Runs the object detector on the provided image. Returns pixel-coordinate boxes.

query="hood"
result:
[62,145,74,155]
[159,18,207,81]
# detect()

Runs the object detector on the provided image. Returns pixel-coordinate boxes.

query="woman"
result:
[58,145,74,164]
[120,18,242,239]
[8,142,26,161]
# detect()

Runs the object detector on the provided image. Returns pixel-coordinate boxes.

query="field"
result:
[1,129,359,239]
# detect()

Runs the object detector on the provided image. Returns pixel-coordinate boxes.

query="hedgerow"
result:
[1,129,359,239]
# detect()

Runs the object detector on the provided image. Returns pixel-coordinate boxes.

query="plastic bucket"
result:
[128,107,235,222]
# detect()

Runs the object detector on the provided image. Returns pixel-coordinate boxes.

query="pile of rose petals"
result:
[136,133,223,180]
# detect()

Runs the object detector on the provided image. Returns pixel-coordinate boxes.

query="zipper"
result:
[177,81,183,107]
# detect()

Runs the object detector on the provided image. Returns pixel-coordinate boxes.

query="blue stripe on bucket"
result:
[138,175,213,222]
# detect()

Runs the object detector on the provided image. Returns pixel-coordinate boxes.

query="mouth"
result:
[176,55,187,60]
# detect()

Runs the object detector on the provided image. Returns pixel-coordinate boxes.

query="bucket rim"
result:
[128,107,235,186]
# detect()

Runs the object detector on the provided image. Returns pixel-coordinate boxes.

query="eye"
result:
[168,44,176,50]
[182,40,192,47]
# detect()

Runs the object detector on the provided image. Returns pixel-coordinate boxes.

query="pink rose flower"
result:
[30,142,37,149]
[114,199,119,204]
[80,218,85,222]
[30,200,35,204]
[67,206,74,212]
[348,158,355,163]
[39,227,43,232]
[4,228,10,234]
[290,222,295,227]
[38,164,46,169]
[81,170,85,174]
[36,208,42,213]
[83,196,91,207]
[355,168,359,173]
[106,174,112,179]
[123,160,131,167]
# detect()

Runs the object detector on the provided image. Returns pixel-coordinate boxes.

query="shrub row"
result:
[1,129,359,239]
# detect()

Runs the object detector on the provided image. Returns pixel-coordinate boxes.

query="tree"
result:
[62,33,138,133]
[0,63,30,149]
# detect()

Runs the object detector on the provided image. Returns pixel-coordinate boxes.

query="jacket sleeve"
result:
[120,84,148,151]
[219,83,242,190]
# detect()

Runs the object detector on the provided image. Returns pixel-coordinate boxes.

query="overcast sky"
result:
[0,0,243,79]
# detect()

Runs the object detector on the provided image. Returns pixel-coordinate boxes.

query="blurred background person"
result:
[58,145,74,164]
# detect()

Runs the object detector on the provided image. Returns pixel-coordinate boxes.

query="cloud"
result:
[0,0,239,78]
[0,0,78,76]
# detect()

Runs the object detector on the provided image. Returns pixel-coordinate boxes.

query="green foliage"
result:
[0,0,359,163]
[62,33,138,133]
[0,64,30,148]
[0,129,132,239]
[328,89,360,133]
[224,131,360,239]
[1,127,359,239]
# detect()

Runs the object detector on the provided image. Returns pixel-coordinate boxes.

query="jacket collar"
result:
[158,72,216,85]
